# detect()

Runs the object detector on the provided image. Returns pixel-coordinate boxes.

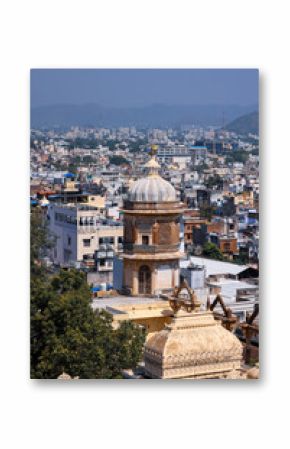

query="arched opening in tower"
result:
[138,265,151,295]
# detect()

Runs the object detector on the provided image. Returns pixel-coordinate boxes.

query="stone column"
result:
[152,264,157,294]
[171,263,175,288]
[132,267,138,295]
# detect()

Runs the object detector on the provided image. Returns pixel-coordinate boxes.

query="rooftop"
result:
[92,295,166,312]
[181,256,248,276]
[207,279,258,302]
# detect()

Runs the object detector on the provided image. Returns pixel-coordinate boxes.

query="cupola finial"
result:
[149,144,158,158]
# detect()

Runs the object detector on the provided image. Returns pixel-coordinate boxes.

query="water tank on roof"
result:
[188,264,206,289]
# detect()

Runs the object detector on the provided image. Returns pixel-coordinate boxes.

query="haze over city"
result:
[31,69,258,108]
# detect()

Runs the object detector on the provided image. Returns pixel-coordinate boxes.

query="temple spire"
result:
[149,144,158,159]
[145,144,160,177]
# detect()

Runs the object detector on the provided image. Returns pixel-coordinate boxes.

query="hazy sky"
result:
[31,69,258,108]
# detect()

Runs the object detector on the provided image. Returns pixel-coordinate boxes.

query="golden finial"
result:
[150,144,158,158]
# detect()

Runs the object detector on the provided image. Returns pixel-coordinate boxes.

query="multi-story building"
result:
[189,145,208,165]
[47,201,123,286]
[157,145,190,169]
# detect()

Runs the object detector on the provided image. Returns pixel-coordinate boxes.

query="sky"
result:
[31,69,258,108]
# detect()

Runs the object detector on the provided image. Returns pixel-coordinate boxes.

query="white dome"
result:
[128,175,176,202]
[128,147,177,203]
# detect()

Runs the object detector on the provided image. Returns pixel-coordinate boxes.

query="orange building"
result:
[219,236,238,258]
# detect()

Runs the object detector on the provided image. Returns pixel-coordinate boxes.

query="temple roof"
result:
[144,281,243,379]
[127,145,177,203]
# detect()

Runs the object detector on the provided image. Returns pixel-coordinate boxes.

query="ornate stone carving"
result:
[168,278,201,314]
[144,285,243,379]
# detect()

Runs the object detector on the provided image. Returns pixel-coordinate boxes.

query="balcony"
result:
[123,243,179,254]
[82,259,95,268]
[97,263,113,271]
[95,251,114,259]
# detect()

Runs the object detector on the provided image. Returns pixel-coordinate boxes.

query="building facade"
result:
[48,200,123,286]
[117,147,184,296]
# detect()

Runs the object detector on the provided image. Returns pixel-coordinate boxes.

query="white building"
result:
[47,201,124,286]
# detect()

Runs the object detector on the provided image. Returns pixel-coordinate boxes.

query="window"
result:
[67,236,71,246]
[83,239,91,247]
[142,235,149,245]
[99,236,114,245]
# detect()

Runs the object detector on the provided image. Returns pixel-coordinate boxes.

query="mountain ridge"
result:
[224,111,259,135]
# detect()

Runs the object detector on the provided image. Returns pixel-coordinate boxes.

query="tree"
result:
[202,242,224,261]
[199,205,214,221]
[31,268,146,379]
[30,210,146,379]
[225,150,248,164]
[204,175,223,190]
[109,155,130,166]
[30,208,54,275]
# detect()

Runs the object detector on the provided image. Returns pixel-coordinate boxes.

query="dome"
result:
[127,147,177,203]
[128,175,176,202]
[144,310,243,379]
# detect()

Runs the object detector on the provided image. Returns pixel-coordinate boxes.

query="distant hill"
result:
[31,103,257,129]
[224,111,259,135]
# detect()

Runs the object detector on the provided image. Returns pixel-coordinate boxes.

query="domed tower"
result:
[122,146,184,296]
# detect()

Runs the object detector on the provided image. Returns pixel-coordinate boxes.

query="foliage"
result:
[202,242,224,261]
[199,205,214,221]
[30,209,146,379]
[233,253,249,265]
[194,162,208,173]
[109,155,130,166]
[31,268,146,379]
[106,139,118,151]
[204,175,223,190]
[30,208,54,274]
[129,139,148,153]
[82,155,94,163]
[225,150,249,164]
[67,137,101,149]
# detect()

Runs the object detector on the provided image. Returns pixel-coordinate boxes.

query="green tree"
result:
[31,271,146,379]
[30,210,146,379]
[30,208,54,275]
[199,205,214,221]
[109,155,130,166]
[202,242,224,261]
[225,150,248,164]
[204,175,223,190]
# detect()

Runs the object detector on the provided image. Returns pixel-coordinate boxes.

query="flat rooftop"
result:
[181,256,248,276]
[208,279,258,302]
[92,295,166,311]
